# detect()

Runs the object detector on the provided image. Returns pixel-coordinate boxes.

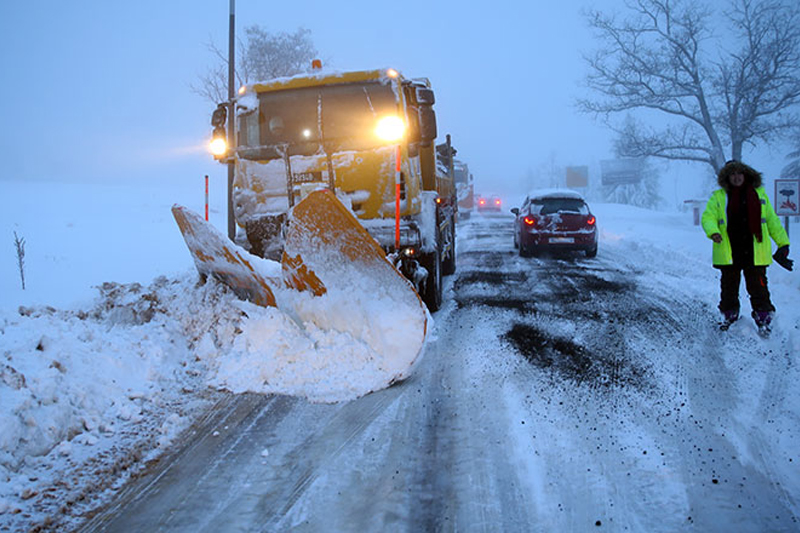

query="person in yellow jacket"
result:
[701,160,792,331]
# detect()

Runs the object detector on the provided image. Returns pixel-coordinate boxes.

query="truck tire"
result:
[420,243,442,312]
[442,216,456,276]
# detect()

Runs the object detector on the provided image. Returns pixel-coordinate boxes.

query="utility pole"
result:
[227,0,236,240]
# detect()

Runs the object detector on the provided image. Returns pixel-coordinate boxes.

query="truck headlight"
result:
[210,137,228,156]
[375,116,405,142]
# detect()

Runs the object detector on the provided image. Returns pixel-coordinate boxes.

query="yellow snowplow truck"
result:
[185,66,457,312]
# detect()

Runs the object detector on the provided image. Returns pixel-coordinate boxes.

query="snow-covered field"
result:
[1,177,798,530]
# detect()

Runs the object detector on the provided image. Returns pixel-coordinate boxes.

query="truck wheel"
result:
[442,217,456,276]
[420,245,442,312]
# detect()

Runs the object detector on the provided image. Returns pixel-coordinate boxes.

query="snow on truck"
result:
[453,159,474,218]
[172,65,457,381]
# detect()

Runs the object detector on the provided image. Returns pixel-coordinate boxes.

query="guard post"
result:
[684,199,705,226]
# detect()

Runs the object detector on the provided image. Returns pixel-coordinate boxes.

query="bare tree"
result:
[781,128,800,177]
[192,26,319,104]
[14,231,25,290]
[579,0,800,174]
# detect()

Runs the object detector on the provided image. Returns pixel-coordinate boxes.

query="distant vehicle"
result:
[477,195,502,212]
[511,189,597,258]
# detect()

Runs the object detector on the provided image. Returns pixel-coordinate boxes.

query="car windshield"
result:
[534,198,588,215]
[238,81,398,157]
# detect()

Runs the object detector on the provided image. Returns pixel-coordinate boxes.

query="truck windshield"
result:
[239,81,398,157]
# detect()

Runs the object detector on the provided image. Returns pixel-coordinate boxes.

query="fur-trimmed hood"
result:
[717,160,763,190]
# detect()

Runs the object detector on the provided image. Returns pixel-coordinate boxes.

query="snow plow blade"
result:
[172,205,280,307]
[172,192,427,384]
[283,189,428,380]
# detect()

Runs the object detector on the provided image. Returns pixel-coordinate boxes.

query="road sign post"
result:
[774,179,799,238]
[566,166,589,188]
[600,158,644,186]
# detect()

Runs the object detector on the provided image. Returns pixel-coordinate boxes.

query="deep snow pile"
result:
[1,261,427,466]
[0,268,426,527]
[0,276,224,524]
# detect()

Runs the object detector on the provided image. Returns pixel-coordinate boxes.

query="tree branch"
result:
[580,0,800,173]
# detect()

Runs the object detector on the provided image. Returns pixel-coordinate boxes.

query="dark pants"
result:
[718,265,775,314]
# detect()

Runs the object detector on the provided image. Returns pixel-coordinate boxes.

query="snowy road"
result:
[78,213,799,532]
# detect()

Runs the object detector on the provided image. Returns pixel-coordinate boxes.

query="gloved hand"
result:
[773,245,793,271]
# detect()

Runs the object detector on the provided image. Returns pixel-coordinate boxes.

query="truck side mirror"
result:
[211,103,227,128]
[418,106,437,146]
[415,88,435,105]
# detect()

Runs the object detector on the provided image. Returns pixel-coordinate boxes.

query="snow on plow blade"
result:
[171,205,280,307]
[172,191,427,388]
[283,189,428,381]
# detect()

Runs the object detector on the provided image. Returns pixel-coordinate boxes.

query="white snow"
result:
[1,176,798,529]
[525,187,586,200]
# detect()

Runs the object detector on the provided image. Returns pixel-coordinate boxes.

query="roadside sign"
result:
[600,158,643,185]
[774,179,800,216]
[566,166,588,188]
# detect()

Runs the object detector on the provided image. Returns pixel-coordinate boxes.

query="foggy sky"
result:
[1,1,789,204]
[0,1,615,192]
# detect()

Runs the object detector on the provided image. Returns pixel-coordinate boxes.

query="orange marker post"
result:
[394,145,401,251]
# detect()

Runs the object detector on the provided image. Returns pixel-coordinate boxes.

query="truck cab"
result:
[213,66,456,310]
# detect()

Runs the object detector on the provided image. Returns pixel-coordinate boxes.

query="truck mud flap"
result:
[172,205,280,308]
[282,189,428,380]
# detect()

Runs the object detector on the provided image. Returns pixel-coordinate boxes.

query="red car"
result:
[511,189,597,257]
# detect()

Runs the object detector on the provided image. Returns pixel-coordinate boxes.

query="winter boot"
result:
[751,310,773,336]
[719,310,739,331]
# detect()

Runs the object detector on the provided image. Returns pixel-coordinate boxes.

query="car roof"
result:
[526,188,585,201]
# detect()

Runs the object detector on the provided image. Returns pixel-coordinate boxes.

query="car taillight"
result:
[479,199,486,206]
[495,199,501,206]
[523,216,536,226]
[586,215,596,225]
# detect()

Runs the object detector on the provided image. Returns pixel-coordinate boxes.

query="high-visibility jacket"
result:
[701,186,789,266]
